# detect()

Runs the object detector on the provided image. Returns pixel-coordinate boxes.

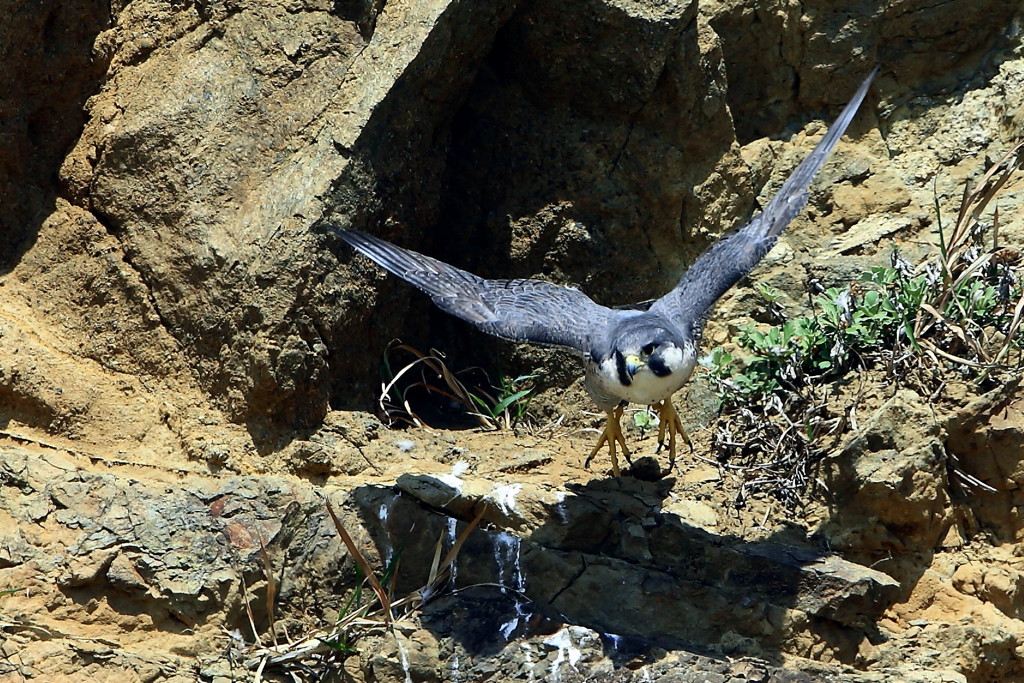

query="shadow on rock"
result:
[351,470,900,669]
[1,1,112,271]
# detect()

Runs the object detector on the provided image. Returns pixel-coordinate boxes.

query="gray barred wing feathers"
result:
[330,228,614,354]
[651,66,878,329]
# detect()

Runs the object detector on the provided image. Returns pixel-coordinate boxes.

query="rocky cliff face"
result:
[2,0,1024,681]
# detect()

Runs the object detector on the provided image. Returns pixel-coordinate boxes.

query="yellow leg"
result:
[654,399,692,470]
[584,405,631,476]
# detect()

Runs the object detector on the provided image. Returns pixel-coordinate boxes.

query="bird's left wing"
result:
[650,66,878,328]
[329,227,615,354]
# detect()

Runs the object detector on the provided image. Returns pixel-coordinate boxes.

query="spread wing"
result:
[329,227,615,353]
[650,66,878,327]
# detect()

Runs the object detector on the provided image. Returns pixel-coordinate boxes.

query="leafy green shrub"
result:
[708,253,1021,409]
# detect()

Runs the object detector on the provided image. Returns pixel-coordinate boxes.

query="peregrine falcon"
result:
[330,67,877,476]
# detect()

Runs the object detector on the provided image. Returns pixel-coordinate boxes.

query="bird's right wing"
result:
[329,227,615,354]
[650,66,878,327]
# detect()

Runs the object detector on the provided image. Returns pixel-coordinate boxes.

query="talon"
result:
[653,400,691,472]
[585,405,630,477]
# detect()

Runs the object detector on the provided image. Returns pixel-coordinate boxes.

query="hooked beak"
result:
[624,353,646,376]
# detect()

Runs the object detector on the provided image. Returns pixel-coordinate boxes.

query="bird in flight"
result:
[330,67,877,477]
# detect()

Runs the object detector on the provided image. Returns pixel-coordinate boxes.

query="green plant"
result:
[468,373,538,430]
[377,342,537,431]
[754,281,788,321]
[915,140,1024,370]
[709,249,1021,409]
[632,407,657,435]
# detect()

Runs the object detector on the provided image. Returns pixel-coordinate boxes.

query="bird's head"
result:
[608,322,689,385]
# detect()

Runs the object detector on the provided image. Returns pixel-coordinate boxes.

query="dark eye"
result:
[641,343,655,356]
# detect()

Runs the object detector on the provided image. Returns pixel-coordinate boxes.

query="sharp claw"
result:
[588,401,690,477]
[586,405,629,477]
[653,399,690,473]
